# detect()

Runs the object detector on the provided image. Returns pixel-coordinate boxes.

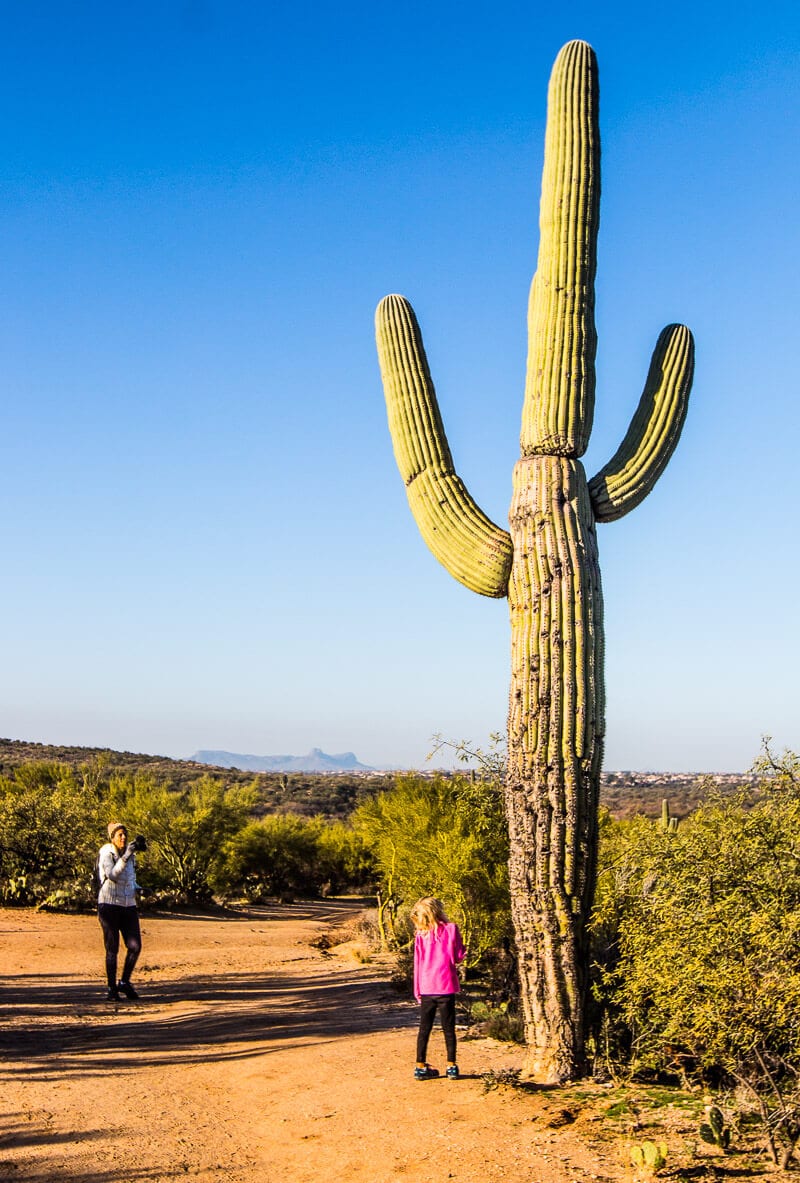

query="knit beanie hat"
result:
[107,821,126,840]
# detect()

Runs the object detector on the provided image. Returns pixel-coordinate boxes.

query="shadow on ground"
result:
[0,967,415,1077]
[0,1114,191,1182]
[137,899,371,924]
[0,1151,188,1183]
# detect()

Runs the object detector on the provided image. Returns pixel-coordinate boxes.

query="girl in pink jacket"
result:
[411,897,466,1080]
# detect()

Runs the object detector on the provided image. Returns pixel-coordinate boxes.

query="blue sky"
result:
[2,2,798,771]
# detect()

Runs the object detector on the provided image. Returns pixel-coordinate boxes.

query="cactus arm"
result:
[375,293,513,598]
[588,324,694,522]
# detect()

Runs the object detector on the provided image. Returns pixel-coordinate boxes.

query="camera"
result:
[130,834,148,853]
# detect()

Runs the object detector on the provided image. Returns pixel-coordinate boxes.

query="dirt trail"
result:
[1,902,633,1182]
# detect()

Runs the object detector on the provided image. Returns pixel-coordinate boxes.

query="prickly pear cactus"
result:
[626,1139,669,1180]
[375,40,694,1082]
[700,1104,731,1150]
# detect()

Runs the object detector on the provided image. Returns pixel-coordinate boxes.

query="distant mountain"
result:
[190,747,374,773]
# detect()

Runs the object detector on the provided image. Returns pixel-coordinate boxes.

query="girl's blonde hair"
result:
[410,897,449,932]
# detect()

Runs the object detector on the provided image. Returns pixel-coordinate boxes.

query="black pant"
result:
[98,904,141,989]
[416,994,457,1062]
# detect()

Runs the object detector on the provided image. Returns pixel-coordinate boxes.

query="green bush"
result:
[109,773,256,903]
[591,746,800,1168]
[218,813,370,900]
[313,820,374,894]
[353,772,511,964]
[0,761,106,905]
[221,814,323,900]
[470,1000,524,1042]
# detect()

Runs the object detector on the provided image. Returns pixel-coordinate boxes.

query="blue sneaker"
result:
[446,1065,460,1080]
[414,1065,440,1080]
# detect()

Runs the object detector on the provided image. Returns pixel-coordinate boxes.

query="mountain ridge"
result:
[191,747,374,773]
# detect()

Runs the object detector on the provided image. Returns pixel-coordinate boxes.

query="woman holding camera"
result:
[97,822,144,1001]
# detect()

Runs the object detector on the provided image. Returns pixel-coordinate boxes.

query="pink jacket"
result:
[413,921,466,999]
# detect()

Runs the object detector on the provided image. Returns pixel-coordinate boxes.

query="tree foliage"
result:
[109,774,257,902]
[0,761,105,905]
[219,815,371,901]
[353,772,510,963]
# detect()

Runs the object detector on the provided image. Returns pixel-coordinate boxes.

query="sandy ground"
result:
[0,902,736,1183]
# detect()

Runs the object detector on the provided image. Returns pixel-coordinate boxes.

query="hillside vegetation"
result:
[0,738,392,820]
[0,737,747,821]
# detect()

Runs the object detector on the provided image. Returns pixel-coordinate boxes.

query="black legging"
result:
[98,904,141,989]
[416,994,457,1062]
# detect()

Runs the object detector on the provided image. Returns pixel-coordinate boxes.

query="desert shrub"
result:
[352,772,510,964]
[0,762,106,905]
[592,746,800,1167]
[221,814,325,899]
[109,773,256,903]
[470,1000,524,1042]
[313,821,374,894]
[222,813,373,901]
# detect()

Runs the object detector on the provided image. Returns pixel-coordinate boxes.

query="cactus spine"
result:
[375,40,694,1082]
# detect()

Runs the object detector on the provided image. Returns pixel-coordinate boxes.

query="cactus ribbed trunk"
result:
[504,42,603,1081]
[506,455,604,1081]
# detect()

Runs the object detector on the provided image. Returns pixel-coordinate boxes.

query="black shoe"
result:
[106,988,121,1002]
[117,980,140,1000]
[414,1065,440,1080]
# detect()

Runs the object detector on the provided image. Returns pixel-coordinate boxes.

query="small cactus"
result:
[627,1140,668,1176]
[658,798,679,832]
[700,1104,731,1150]
[623,1139,668,1179]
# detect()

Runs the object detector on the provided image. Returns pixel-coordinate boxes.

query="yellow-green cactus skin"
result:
[375,40,694,1083]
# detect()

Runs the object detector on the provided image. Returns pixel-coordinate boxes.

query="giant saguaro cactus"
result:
[375,40,694,1082]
